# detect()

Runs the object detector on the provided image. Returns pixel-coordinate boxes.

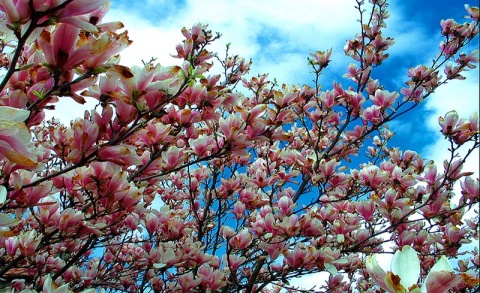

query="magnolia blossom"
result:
[0,106,37,168]
[366,245,467,293]
[14,275,102,293]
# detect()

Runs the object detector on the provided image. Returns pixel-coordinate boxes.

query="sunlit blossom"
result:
[366,245,471,293]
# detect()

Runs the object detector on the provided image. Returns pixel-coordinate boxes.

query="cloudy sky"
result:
[66,0,478,289]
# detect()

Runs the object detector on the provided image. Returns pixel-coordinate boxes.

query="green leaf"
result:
[32,88,47,99]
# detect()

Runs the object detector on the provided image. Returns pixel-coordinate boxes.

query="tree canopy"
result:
[0,0,479,292]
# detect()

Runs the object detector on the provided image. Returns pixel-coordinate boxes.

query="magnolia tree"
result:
[0,0,479,292]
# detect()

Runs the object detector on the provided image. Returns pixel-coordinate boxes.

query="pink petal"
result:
[58,16,99,33]
[424,271,463,293]
[53,23,79,58]
[59,0,108,17]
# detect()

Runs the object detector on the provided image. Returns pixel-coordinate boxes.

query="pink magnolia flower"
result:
[223,254,246,271]
[439,110,461,134]
[232,201,246,220]
[188,134,216,157]
[0,106,37,168]
[359,165,389,189]
[319,90,336,109]
[27,0,107,32]
[0,0,31,23]
[17,230,41,256]
[309,48,333,68]
[370,89,399,109]
[66,119,99,162]
[318,158,339,178]
[283,243,309,268]
[41,275,72,293]
[407,65,433,81]
[361,105,383,124]
[151,247,176,269]
[98,145,141,165]
[161,146,187,169]
[10,173,53,206]
[57,208,83,232]
[38,23,91,71]
[218,115,245,141]
[459,176,479,205]
[53,0,108,17]
[144,213,159,235]
[356,199,376,221]
[229,228,252,250]
[277,196,295,215]
[197,264,227,291]
[83,30,132,69]
[366,245,466,293]
[178,272,201,293]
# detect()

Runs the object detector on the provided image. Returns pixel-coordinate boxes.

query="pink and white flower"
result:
[366,245,467,293]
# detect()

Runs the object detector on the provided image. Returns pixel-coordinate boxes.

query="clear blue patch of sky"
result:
[254,25,291,56]
[110,0,188,26]
[398,0,478,32]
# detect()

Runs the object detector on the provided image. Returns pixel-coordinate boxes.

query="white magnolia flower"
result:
[366,245,466,293]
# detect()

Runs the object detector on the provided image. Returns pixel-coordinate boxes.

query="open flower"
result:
[366,245,466,293]
[0,106,37,168]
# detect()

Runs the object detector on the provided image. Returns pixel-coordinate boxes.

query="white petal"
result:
[429,256,453,273]
[391,245,420,289]
[0,213,20,227]
[0,185,6,206]
[43,275,53,290]
[325,263,338,275]
[0,106,30,122]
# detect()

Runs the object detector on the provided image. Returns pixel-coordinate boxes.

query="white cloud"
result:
[45,97,98,124]
[104,0,360,85]
[288,271,330,291]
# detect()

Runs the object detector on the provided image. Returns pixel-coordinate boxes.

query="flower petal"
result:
[384,271,406,293]
[0,106,30,122]
[391,245,420,290]
[429,255,452,273]
[421,256,460,293]
[58,16,99,33]
[422,271,462,293]
[0,213,20,227]
[366,255,389,290]
[0,146,37,167]
[0,186,6,205]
